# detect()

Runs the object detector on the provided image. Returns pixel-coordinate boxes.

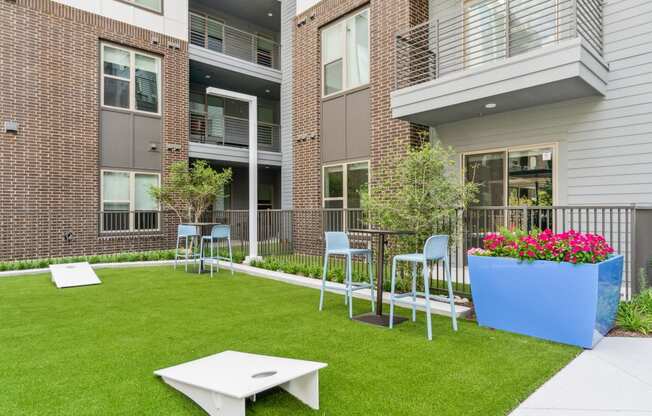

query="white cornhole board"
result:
[50,262,101,288]
[154,351,327,416]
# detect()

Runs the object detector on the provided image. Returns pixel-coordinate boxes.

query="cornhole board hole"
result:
[154,351,327,416]
[50,262,101,288]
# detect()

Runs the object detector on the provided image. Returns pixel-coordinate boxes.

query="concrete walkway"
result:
[511,337,652,415]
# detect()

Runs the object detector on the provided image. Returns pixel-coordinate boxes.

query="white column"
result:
[205,87,259,262]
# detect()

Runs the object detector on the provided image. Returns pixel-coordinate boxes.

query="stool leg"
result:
[368,252,375,313]
[198,237,204,275]
[389,257,398,329]
[319,254,328,311]
[411,261,417,322]
[423,261,433,341]
[174,237,179,270]
[210,239,214,278]
[344,257,348,306]
[185,236,189,272]
[347,254,353,319]
[228,237,234,275]
[445,256,458,331]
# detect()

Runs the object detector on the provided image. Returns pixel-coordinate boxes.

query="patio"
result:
[0,266,579,415]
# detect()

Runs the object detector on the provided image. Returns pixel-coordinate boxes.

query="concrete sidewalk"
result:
[511,337,652,415]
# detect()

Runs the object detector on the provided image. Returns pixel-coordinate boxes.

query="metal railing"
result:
[395,0,604,89]
[189,111,280,152]
[100,211,160,234]
[189,12,280,70]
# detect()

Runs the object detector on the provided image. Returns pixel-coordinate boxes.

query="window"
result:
[323,161,369,209]
[101,43,161,114]
[321,9,369,97]
[464,145,555,207]
[121,0,163,13]
[101,170,160,232]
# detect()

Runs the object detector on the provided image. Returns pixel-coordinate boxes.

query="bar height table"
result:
[348,229,413,327]
[181,222,222,273]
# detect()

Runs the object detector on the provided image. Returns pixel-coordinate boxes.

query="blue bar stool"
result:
[199,225,234,277]
[389,235,458,340]
[175,225,201,272]
[319,232,375,319]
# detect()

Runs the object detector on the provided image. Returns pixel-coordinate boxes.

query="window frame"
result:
[320,7,370,99]
[117,0,164,14]
[322,160,370,209]
[100,42,162,116]
[100,169,161,233]
[461,143,559,206]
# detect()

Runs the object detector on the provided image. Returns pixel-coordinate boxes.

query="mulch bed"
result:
[608,328,651,338]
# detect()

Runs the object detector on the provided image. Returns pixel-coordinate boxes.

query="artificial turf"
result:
[0,266,579,415]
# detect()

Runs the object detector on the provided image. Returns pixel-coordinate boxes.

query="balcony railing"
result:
[100,211,160,234]
[395,0,604,90]
[190,12,280,70]
[190,111,280,152]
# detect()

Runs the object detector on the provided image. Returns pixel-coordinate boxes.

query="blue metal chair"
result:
[175,224,201,272]
[389,235,458,340]
[199,225,234,277]
[319,232,375,319]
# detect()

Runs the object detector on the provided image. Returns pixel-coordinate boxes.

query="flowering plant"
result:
[468,228,615,264]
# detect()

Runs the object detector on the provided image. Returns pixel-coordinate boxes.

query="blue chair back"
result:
[423,235,449,261]
[178,224,199,238]
[211,224,231,239]
[325,232,350,252]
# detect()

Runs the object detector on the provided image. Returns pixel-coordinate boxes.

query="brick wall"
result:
[0,0,188,261]
[291,0,427,253]
[292,0,428,210]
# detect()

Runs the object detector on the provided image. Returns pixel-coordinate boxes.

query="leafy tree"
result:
[149,160,232,223]
[362,140,478,251]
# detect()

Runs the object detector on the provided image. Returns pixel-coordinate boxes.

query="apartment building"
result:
[0,0,293,260]
[293,0,652,212]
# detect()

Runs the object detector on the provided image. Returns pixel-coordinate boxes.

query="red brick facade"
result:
[0,0,188,261]
[292,0,428,210]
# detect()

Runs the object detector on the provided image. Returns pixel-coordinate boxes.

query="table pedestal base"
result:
[352,313,408,327]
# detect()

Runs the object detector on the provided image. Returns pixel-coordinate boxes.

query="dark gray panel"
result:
[134,115,162,171]
[321,96,346,163]
[345,88,370,160]
[101,110,132,168]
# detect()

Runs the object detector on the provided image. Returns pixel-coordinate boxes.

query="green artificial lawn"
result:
[0,267,579,415]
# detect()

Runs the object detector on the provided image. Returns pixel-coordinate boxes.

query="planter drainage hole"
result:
[252,371,277,379]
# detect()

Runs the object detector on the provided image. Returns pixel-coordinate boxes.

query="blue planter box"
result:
[468,255,624,349]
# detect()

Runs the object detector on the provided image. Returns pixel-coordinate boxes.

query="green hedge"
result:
[0,250,178,272]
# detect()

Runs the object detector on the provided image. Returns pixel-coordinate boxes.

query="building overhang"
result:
[189,44,282,84]
[189,142,282,167]
[391,38,609,126]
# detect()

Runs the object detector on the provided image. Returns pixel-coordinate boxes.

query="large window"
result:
[323,161,369,209]
[121,0,163,13]
[101,43,161,114]
[101,170,160,232]
[464,146,555,207]
[321,9,370,97]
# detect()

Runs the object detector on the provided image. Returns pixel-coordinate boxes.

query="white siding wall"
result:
[430,0,652,205]
[281,0,295,208]
[52,0,188,41]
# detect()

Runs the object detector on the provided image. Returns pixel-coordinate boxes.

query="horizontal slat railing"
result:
[395,0,604,90]
[189,112,280,152]
[189,11,280,70]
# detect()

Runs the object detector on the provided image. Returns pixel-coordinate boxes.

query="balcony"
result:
[190,111,280,152]
[391,0,609,125]
[189,12,281,83]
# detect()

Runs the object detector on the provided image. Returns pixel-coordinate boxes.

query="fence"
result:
[3,205,644,299]
[395,0,604,89]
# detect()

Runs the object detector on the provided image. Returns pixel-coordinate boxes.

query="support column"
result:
[205,87,259,262]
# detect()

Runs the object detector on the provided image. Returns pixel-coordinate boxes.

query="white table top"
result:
[154,351,327,399]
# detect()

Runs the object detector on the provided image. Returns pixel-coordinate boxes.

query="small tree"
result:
[149,160,232,223]
[362,140,477,250]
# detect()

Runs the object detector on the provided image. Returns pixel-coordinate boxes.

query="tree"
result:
[362,140,478,250]
[149,160,232,223]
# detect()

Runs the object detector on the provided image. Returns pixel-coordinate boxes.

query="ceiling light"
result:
[204,74,211,79]
[485,103,497,109]
[267,12,273,17]
[265,89,271,93]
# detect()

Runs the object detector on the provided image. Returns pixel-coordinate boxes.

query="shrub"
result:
[616,296,652,335]
[469,228,615,264]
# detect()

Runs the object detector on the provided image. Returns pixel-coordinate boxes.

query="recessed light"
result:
[485,103,497,109]
[265,89,271,93]
[204,74,211,79]
[267,12,273,17]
